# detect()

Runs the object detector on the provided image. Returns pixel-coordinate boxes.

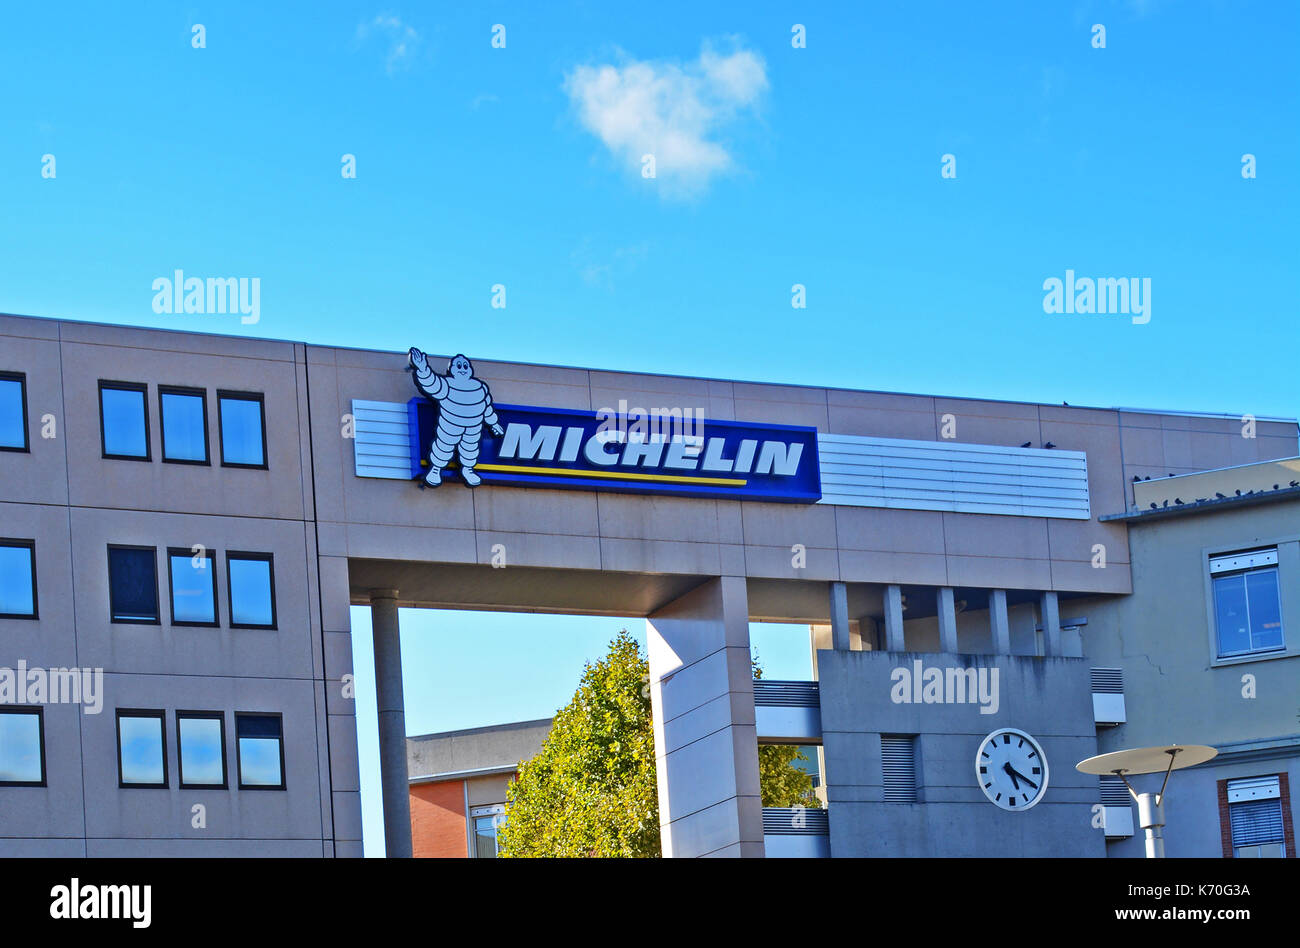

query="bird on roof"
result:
[1216,492,1227,499]
[1174,498,1184,505]
[1149,503,1159,510]
[1291,480,1299,488]
[1021,442,1032,448]
[1195,498,1207,503]
[1235,489,1243,496]
[1132,475,1141,482]
[1274,484,1281,490]
[1162,500,1169,508]
[1044,442,1056,449]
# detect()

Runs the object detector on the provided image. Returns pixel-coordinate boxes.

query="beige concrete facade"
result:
[1,311,1295,857]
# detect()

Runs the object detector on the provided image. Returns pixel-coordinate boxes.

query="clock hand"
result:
[1006,764,1039,790]
[1002,761,1021,790]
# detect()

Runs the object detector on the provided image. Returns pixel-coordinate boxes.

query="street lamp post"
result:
[1076,744,1218,859]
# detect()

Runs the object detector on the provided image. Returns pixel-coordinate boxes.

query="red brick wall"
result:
[1217,772,1296,858]
[1216,778,1233,858]
[1279,772,1296,858]
[410,779,467,858]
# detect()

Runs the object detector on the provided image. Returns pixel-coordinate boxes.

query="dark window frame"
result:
[97,380,152,461]
[107,544,161,626]
[0,370,31,453]
[176,710,228,790]
[166,546,219,627]
[157,385,210,466]
[216,390,268,470]
[115,708,169,789]
[0,705,46,787]
[0,537,38,620]
[235,711,286,791]
[225,551,277,630]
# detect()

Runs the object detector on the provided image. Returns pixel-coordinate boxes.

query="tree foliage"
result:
[498,629,659,857]
[498,631,820,858]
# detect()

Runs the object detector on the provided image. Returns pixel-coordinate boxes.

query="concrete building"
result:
[407,719,551,858]
[0,310,1295,857]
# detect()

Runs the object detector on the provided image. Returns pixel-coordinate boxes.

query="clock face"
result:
[976,728,1049,811]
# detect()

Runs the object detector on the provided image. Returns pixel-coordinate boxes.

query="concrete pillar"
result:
[370,590,412,858]
[883,584,905,651]
[937,587,958,653]
[647,576,764,858]
[1040,591,1062,657]
[989,589,1011,655]
[829,581,851,651]
[809,624,832,679]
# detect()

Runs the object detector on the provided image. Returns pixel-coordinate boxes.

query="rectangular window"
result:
[236,713,284,789]
[108,545,160,624]
[227,552,276,629]
[99,381,150,460]
[0,371,29,452]
[159,386,209,464]
[0,539,38,619]
[471,805,505,858]
[116,709,168,788]
[177,712,227,789]
[0,707,45,786]
[168,547,217,626]
[1211,549,1285,657]
[1228,776,1286,857]
[217,391,266,468]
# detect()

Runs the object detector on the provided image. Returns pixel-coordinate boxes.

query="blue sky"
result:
[2,2,1296,854]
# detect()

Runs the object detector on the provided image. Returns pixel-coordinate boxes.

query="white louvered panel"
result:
[352,399,414,479]
[816,432,1089,519]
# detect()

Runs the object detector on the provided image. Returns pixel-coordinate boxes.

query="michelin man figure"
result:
[408,347,504,487]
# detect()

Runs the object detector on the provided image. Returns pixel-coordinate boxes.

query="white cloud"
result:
[357,14,421,74]
[564,42,768,195]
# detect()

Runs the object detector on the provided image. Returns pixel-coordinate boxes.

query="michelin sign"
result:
[400,347,821,503]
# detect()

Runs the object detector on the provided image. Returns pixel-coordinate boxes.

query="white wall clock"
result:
[976,728,1049,811]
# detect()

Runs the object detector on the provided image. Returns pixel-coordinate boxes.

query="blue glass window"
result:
[0,709,44,785]
[169,549,216,625]
[227,554,275,628]
[117,711,167,787]
[1214,567,1285,656]
[0,373,28,451]
[177,713,226,788]
[218,392,265,467]
[99,382,150,459]
[160,388,208,463]
[108,546,159,623]
[236,714,284,788]
[0,541,37,618]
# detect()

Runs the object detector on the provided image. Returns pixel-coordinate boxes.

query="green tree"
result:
[497,630,819,858]
[753,655,823,809]
[498,629,659,857]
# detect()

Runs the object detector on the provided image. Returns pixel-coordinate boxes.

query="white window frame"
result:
[1204,542,1294,667]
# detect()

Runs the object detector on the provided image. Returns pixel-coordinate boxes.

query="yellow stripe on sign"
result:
[477,463,748,487]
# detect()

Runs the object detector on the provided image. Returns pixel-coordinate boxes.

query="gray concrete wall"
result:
[1078,499,1300,858]
[0,315,351,857]
[818,650,1106,857]
[407,718,552,779]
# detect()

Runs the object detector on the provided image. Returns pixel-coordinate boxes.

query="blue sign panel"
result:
[408,399,822,503]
